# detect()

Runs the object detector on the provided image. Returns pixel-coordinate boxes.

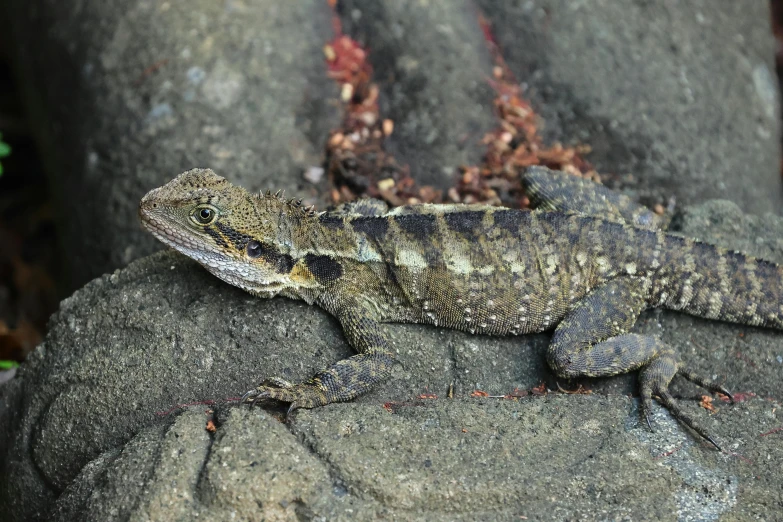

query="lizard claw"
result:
[678,367,734,403]
[242,375,297,406]
[241,380,329,409]
[242,388,271,406]
[719,388,735,404]
[240,389,256,404]
[705,434,723,452]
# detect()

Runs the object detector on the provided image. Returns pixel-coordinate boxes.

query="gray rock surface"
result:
[337,0,498,187]
[476,0,783,213]
[1,200,782,521]
[4,0,780,291]
[5,0,341,288]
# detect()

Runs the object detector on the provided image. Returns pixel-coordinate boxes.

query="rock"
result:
[337,0,498,188]
[476,0,782,213]
[1,200,781,521]
[5,0,341,288]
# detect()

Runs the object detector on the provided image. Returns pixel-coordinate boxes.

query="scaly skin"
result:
[139,166,783,449]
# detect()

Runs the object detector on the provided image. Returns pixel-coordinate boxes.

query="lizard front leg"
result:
[242,299,395,409]
[547,277,730,449]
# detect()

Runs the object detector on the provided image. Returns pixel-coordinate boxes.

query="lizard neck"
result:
[262,214,362,304]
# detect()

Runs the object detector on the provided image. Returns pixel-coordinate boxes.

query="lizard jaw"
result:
[140,211,288,295]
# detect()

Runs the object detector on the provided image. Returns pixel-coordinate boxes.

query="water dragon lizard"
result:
[139,166,783,450]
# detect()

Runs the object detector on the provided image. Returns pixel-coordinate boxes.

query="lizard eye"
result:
[190,205,218,226]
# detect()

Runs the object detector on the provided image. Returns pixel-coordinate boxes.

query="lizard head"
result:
[139,168,304,295]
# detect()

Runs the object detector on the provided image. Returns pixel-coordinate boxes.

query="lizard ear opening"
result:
[247,240,263,258]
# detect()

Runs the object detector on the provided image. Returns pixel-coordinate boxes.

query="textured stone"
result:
[5,0,340,287]
[476,0,782,213]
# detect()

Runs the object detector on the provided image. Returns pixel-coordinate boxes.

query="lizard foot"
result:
[640,355,724,451]
[241,377,329,410]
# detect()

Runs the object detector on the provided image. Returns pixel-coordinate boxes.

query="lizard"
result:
[139,166,783,450]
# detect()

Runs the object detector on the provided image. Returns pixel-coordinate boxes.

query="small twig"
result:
[760,426,783,437]
[653,445,683,460]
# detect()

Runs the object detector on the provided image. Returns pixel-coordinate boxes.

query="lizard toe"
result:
[242,382,329,408]
[261,376,295,389]
[655,388,722,451]
[678,367,733,401]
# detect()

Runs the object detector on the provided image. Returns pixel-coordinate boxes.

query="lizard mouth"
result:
[139,212,203,253]
[140,208,283,290]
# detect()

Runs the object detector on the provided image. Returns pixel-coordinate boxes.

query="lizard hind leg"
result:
[547,278,724,449]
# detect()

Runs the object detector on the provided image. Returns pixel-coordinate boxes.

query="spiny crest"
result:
[258,189,318,218]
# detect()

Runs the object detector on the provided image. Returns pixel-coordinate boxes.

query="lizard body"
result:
[139,167,783,448]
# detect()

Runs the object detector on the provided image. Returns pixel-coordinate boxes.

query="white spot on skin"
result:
[707,292,723,318]
[445,250,473,274]
[510,262,526,274]
[477,265,495,276]
[545,254,559,275]
[396,249,428,269]
[356,238,382,262]
[678,284,693,308]
[625,263,637,275]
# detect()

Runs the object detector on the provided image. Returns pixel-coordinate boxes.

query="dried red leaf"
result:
[531,383,547,396]
[699,395,717,412]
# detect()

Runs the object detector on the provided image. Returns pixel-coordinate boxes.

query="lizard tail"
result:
[657,236,783,330]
